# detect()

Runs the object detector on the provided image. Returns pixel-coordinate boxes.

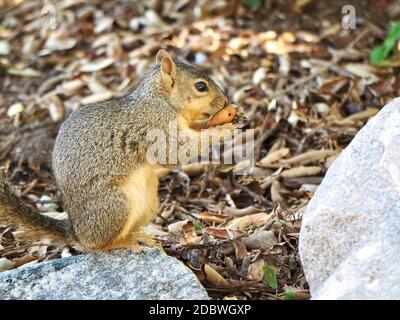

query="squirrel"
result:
[0,49,233,252]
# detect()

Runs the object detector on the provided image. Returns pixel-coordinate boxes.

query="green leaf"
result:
[262,265,278,289]
[284,289,295,300]
[370,45,388,65]
[241,0,263,9]
[387,21,400,39]
[370,21,400,66]
[193,221,204,230]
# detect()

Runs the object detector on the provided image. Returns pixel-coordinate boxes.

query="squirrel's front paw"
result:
[232,107,247,127]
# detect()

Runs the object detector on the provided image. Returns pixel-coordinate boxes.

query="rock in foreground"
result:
[299,97,400,299]
[0,248,208,300]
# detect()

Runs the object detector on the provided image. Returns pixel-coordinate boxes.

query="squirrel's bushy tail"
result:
[0,172,74,244]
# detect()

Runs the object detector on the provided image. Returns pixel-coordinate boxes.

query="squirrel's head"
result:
[155,49,228,121]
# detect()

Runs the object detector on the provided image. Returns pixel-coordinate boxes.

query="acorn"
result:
[206,105,237,128]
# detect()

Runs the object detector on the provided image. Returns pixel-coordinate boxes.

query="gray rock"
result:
[299,97,400,300]
[0,248,209,300]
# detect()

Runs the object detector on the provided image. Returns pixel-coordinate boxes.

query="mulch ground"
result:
[1,0,399,299]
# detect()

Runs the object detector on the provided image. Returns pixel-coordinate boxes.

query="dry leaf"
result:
[44,29,77,51]
[281,166,321,179]
[168,220,194,235]
[58,79,86,96]
[271,180,283,203]
[203,227,229,239]
[243,230,277,250]
[179,231,202,246]
[259,148,290,167]
[233,240,248,259]
[342,63,379,82]
[80,58,115,72]
[7,67,42,77]
[223,206,261,217]
[247,259,265,281]
[80,92,114,105]
[0,40,10,55]
[47,95,65,122]
[280,149,337,166]
[202,263,227,286]
[227,213,271,230]
[197,212,229,224]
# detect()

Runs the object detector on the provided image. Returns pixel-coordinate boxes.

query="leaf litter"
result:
[0,0,399,300]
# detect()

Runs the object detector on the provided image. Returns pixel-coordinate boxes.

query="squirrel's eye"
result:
[195,81,208,92]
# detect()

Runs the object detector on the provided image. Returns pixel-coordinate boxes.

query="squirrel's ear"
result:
[156,49,171,64]
[159,55,177,90]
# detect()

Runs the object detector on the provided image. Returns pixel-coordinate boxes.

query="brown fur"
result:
[0,172,75,244]
[0,50,228,251]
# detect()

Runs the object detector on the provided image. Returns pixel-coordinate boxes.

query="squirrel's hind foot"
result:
[98,232,156,253]
[130,232,156,253]
[131,232,167,255]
